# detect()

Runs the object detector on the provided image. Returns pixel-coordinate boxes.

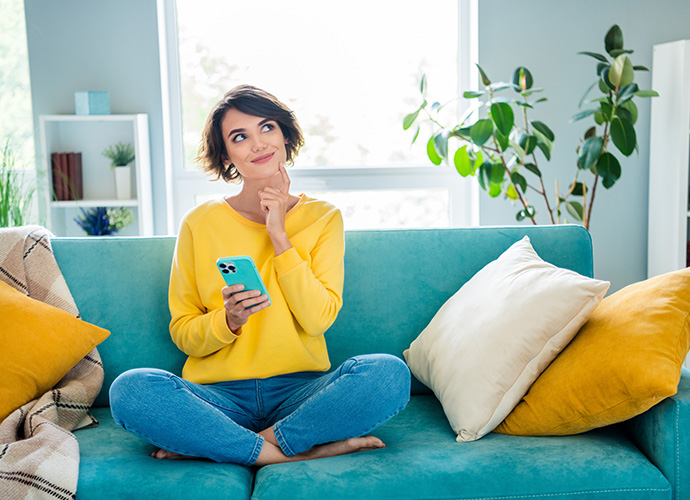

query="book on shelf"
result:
[51,152,82,201]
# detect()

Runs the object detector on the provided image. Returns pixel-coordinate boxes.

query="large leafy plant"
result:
[404,25,658,229]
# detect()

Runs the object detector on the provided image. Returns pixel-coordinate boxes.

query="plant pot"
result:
[114,165,131,200]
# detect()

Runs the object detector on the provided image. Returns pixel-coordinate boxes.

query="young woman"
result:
[109,85,411,466]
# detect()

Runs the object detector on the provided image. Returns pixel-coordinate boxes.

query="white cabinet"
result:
[647,40,690,278]
[38,114,153,236]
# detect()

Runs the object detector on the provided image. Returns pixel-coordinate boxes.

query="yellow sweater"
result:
[169,195,344,384]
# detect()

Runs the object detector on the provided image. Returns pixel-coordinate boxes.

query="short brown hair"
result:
[196,85,305,183]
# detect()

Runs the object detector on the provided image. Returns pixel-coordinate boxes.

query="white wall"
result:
[478,0,690,292]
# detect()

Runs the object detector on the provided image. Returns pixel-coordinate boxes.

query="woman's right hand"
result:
[222,284,271,333]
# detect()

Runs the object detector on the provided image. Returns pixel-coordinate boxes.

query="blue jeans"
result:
[109,354,410,466]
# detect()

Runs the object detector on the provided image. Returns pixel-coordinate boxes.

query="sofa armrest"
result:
[622,368,690,500]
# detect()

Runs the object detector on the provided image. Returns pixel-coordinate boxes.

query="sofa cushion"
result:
[0,280,110,421]
[251,395,670,500]
[403,236,609,442]
[75,407,254,500]
[496,267,690,436]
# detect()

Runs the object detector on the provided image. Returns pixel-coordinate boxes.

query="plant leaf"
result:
[609,55,634,88]
[433,130,449,158]
[463,91,484,98]
[509,140,526,163]
[477,64,491,86]
[426,136,443,165]
[491,102,514,136]
[610,116,636,156]
[634,89,660,98]
[579,51,609,63]
[584,126,597,139]
[578,136,604,170]
[411,126,420,144]
[617,83,639,105]
[477,162,492,190]
[491,163,505,184]
[523,163,542,177]
[505,184,519,200]
[609,48,634,58]
[597,152,622,188]
[566,201,584,221]
[510,171,527,193]
[420,74,428,96]
[605,25,624,56]
[494,128,509,152]
[512,66,534,91]
[571,109,597,122]
[633,65,650,72]
[600,102,613,121]
[531,121,555,141]
[453,146,471,177]
[569,181,586,196]
[620,100,638,124]
[403,110,419,130]
[519,134,537,155]
[470,119,494,146]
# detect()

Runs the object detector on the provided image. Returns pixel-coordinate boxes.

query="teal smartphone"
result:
[216,255,270,303]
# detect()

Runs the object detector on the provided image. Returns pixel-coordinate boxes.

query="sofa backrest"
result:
[53,225,594,406]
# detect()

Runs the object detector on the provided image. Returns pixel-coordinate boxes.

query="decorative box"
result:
[74,91,110,115]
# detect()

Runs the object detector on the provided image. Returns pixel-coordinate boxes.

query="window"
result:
[0,0,35,166]
[159,0,478,232]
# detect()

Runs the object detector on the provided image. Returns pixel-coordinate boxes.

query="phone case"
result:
[216,255,270,301]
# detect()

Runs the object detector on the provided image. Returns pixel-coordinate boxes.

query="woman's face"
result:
[220,108,288,181]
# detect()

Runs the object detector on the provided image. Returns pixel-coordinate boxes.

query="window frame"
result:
[157,0,479,234]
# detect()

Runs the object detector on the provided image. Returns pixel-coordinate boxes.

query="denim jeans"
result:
[109,353,411,466]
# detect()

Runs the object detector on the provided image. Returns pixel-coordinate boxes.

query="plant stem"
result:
[586,117,611,228]
[493,136,537,225]
[522,105,555,223]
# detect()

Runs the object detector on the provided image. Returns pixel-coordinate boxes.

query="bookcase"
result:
[38,114,153,236]
[647,40,690,278]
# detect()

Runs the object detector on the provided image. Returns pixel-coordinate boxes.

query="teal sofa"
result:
[52,226,690,500]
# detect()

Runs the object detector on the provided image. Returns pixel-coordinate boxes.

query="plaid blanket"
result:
[0,226,104,500]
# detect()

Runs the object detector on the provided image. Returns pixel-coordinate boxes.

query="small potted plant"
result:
[102,142,135,200]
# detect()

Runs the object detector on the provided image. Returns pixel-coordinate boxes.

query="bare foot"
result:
[300,436,385,460]
[150,448,199,460]
[254,435,385,466]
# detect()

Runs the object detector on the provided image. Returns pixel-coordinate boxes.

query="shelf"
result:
[38,114,153,236]
[51,199,139,208]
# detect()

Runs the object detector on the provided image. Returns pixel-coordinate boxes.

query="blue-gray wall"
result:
[24,0,168,234]
[23,1,690,290]
[478,0,690,291]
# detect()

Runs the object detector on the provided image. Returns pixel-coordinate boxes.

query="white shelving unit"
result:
[647,40,690,278]
[38,114,153,236]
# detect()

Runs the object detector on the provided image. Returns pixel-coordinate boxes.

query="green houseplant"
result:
[102,142,135,167]
[0,138,35,227]
[102,142,135,200]
[403,25,658,230]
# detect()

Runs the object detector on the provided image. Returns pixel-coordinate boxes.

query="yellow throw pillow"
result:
[0,281,110,422]
[495,267,690,436]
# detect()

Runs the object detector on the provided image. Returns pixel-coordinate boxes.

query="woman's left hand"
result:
[259,163,292,254]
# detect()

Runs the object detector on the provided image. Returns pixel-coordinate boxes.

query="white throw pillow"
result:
[403,236,609,442]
